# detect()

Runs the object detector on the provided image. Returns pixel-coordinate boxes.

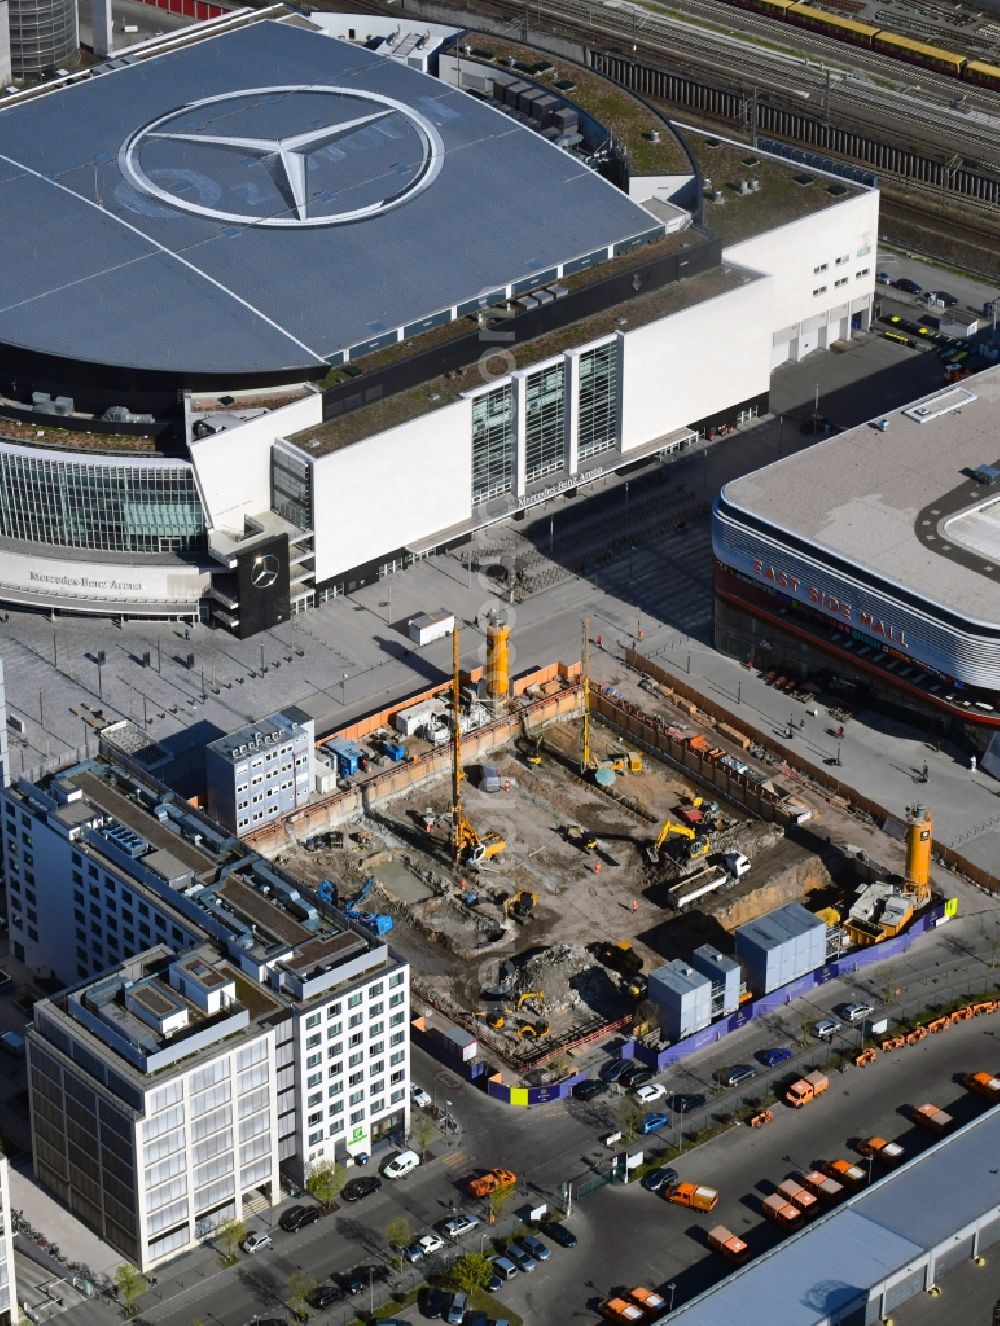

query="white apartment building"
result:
[0,1157,18,1325]
[205,707,315,837]
[7,740,409,1269]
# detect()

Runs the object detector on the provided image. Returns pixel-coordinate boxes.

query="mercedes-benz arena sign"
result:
[119,86,444,228]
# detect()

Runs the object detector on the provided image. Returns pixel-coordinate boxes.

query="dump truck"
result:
[825,1158,866,1187]
[599,1297,644,1323]
[762,1194,802,1230]
[963,1071,1000,1102]
[913,1103,953,1135]
[628,1287,666,1316]
[665,1181,719,1212]
[707,1226,749,1263]
[802,1169,843,1201]
[857,1136,905,1166]
[785,1071,828,1109]
[467,1167,516,1198]
[776,1178,818,1217]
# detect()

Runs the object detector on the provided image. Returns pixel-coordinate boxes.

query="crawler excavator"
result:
[646,820,709,865]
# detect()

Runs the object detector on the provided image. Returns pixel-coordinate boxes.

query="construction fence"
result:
[624,649,1000,896]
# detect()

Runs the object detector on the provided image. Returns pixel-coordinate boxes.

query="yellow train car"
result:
[787,4,879,45]
[965,59,1000,91]
[737,0,795,17]
[872,29,966,76]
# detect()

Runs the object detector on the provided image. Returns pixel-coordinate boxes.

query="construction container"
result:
[407,609,455,646]
[734,902,827,996]
[708,1226,749,1262]
[648,961,712,1042]
[776,1179,818,1216]
[440,1024,478,1062]
[382,739,406,763]
[762,1194,801,1229]
[394,697,446,736]
[323,738,364,777]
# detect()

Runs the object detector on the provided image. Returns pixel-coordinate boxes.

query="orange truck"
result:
[776,1178,818,1217]
[467,1168,516,1198]
[708,1225,749,1263]
[825,1158,866,1187]
[802,1169,843,1201]
[963,1071,1000,1102]
[912,1103,953,1135]
[785,1071,828,1108]
[857,1136,905,1166]
[599,1297,644,1323]
[762,1194,801,1230]
[665,1181,719,1212]
[628,1287,666,1317]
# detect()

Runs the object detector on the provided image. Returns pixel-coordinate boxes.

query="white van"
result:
[383,1149,420,1179]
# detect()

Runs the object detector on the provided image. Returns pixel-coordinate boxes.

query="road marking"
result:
[440,1150,467,1169]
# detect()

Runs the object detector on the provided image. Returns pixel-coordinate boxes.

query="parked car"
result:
[411,1082,433,1110]
[671,1092,705,1114]
[445,1290,467,1324]
[520,1234,550,1262]
[641,1111,671,1134]
[621,1066,654,1090]
[484,1270,502,1293]
[759,1046,793,1068]
[337,1268,366,1297]
[635,1082,667,1105]
[419,1285,447,1319]
[641,1165,678,1194]
[544,1222,577,1248]
[894,277,923,294]
[462,1312,488,1326]
[241,1231,272,1255]
[839,1001,875,1022]
[506,1241,537,1273]
[278,1205,320,1233]
[395,1241,425,1264]
[416,1233,445,1256]
[930,289,958,307]
[599,1058,634,1084]
[308,1285,342,1309]
[383,1149,420,1179]
[343,1176,381,1202]
[814,1018,842,1039]
[875,270,891,284]
[572,1078,608,1101]
[442,1212,480,1238]
[722,1064,757,1088]
[492,1255,519,1281]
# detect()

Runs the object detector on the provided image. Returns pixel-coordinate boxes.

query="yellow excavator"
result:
[647,820,709,865]
[450,630,506,866]
[517,1020,549,1039]
[503,891,537,922]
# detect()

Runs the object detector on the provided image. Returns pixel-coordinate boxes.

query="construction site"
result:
[265,616,944,1084]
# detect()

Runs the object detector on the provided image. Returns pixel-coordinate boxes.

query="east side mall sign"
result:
[752,559,909,647]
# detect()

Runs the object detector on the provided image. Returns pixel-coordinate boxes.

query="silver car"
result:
[840,1001,875,1023]
[815,1018,842,1039]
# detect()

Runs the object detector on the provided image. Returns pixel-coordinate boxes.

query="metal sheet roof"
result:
[667,1107,1000,1326]
[0,19,659,378]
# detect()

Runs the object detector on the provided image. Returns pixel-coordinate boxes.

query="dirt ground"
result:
[277,680,919,1077]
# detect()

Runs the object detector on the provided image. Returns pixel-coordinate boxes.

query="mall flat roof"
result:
[721,365,1000,624]
[0,16,660,381]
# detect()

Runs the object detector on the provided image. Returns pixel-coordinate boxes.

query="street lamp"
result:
[368,1266,374,1317]
[341,671,348,705]
[667,1282,677,1312]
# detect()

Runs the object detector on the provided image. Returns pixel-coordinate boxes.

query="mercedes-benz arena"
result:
[714,367,1000,739]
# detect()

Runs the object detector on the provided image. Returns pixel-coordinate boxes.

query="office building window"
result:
[471,384,514,505]
[524,361,566,481]
[577,342,618,460]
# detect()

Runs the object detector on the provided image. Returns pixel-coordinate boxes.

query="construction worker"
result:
[630,899,639,912]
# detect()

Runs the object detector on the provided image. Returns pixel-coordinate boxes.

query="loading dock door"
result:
[884,1267,926,1312]
[935,1235,974,1278]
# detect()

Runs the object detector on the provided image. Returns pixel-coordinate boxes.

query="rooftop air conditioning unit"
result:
[750,177,761,191]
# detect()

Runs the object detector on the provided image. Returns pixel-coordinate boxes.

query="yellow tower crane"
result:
[581,616,595,776]
[450,628,505,866]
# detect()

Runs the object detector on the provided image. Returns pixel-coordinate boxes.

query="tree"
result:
[450,1252,494,1294]
[618,1094,645,1142]
[114,1263,148,1317]
[214,1217,247,1265]
[305,1157,345,1210]
[385,1216,413,1268]
[287,1269,317,1323]
[411,1114,435,1161]
[487,1185,512,1225]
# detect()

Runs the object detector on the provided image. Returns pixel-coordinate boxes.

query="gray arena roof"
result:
[721,366,1000,625]
[0,18,661,380]
[666,1107,1000,1326]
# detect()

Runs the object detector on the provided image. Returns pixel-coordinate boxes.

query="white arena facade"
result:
[0,6,878,636]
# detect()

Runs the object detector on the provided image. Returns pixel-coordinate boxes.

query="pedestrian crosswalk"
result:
[440,1149,467,1170]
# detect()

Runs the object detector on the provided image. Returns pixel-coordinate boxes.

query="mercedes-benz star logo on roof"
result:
[250,554,280,589]
[119,86,445,228]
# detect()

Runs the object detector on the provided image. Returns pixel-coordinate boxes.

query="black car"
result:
[342,1176,381,1202]
[308,1285,343,1310]
[419,1285,447,1319]
[545,1222,577,1248]
[671,1092,706,1114]
[930,289,958,307]
[484,1271,503,1293]
[337,1268,366,1297]
[622,1066,654,1091]
[641,1165,679,1194]
[721,1063,757,1088]
[278,1204,321,1233]
[463,1313,488,1326]
[599,1058,634,1084]
[893,277,923,295]
[572,1078,608,1101]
